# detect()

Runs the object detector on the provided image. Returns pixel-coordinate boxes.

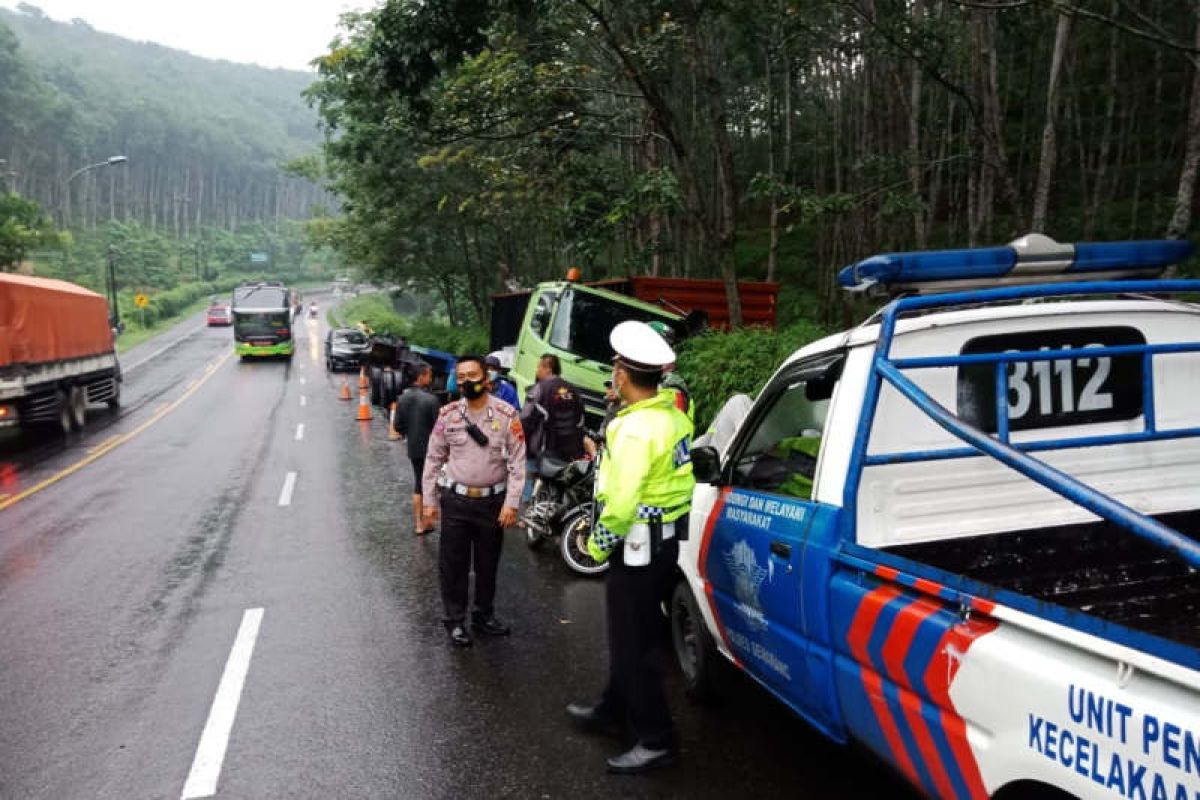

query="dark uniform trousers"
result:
[438,490,505,624]
[598,532,681,750]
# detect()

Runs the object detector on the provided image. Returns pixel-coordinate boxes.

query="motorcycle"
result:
[522,452,609,576]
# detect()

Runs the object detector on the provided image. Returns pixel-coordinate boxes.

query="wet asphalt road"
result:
[0,302,916,799]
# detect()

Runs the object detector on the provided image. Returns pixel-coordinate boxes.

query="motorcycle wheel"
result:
[522,483,552,550]
[558,503,609,576]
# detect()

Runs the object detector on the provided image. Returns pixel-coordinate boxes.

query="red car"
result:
[206,303,232,326]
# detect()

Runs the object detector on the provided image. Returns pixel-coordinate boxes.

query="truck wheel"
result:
[57,390,72,435]
[671,579,721,702]
[68,386,87,431]
[369,367,383,406]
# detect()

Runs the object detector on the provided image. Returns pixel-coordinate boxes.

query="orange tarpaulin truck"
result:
[0,274,121,433]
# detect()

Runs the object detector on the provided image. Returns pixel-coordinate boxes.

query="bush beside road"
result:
[332,293,489,354]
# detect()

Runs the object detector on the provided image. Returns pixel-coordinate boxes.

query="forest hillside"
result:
[0,4,323,233]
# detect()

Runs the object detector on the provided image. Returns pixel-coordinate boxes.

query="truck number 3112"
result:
[1007,346,1114,420]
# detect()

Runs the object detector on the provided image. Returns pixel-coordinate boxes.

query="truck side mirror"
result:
[691,445,723,484]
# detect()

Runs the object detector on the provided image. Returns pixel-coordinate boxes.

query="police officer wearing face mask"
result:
[566,322,695,774]
[422,355,527,647]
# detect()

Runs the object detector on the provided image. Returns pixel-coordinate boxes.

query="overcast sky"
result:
[0,0,376,70]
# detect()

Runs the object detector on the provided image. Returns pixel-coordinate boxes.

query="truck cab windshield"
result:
[548,287,677,364]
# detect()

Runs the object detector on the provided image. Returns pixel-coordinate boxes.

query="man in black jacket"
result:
[520,354,586,464]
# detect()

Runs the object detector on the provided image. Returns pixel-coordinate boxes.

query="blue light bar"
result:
[838,247,1015,288]
[1070,239,1194,273]
[838,234,1195,294]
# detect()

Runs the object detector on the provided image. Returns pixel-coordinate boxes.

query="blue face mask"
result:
[488,369,499,382]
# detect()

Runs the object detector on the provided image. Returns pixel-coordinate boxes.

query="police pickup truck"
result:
[672,235,1200,800]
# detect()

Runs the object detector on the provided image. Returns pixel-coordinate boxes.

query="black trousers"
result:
[598,535,680,750]
[438,491,505,625]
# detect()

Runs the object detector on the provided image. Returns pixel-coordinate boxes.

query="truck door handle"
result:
[769,541,791,559]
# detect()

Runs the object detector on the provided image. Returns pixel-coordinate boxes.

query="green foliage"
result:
[334,293,489,354]
[116,270,318,334]
[676,320,829,433]
[0,8,327,261]
[0,192,64,270]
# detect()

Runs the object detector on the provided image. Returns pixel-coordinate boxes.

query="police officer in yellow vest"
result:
[566,321,694,774]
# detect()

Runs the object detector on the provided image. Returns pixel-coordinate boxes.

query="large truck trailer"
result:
[0,274,121,433]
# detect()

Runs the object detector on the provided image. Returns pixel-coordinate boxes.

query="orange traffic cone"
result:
[338,377,352,401]
[356,384,372,421]
[358,365,369,391]
[387,401,402,440]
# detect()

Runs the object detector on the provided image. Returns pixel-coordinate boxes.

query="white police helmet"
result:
[610,320,676,371]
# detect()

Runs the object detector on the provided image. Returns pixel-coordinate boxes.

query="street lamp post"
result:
[64,155,128,227]
[107,244,122,332]
[64,156,128,330]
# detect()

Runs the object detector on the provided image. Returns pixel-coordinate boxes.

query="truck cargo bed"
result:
[885,509,1200,649]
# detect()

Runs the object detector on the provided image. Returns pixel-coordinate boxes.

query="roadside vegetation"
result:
[331,293,490,355]
[0,8,339,320]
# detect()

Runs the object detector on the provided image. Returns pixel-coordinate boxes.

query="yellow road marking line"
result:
[87,434,121,454]
[0,351,232,512]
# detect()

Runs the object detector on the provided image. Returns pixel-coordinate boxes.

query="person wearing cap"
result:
[422,354,527,648]
[485,352,521,409]
[566,321,695,774]
[645,321,693,422]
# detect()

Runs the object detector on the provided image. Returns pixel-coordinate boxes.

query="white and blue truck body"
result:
[674,235,1200,799]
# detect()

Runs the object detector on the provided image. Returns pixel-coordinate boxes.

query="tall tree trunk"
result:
[971,7,1020,235]
[765,44,779,283]
[681,2,743,326]
[1085,2,1120,239]
[1167,3,1200,239]
[1031,12,1071,232]
[909,0,927,248]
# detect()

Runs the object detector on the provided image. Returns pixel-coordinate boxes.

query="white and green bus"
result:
[231,283,294,358]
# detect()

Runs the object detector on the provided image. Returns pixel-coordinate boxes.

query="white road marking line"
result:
[180,608,264,800]
[299,395,307,407]
[295,424,304,441]
[277,472,297,507]
[299,377,306,385]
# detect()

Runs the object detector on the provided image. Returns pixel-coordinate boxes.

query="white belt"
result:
[438,478,507,498]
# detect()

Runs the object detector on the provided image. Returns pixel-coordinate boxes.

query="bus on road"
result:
[231,283,294,359]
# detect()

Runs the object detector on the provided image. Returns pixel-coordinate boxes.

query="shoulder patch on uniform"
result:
[510,418,524,441]
[673,435,692,468]
[438,404,457,417]
[494,401,517,417]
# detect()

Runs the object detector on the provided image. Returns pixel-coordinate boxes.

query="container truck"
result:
[0,274,121,433]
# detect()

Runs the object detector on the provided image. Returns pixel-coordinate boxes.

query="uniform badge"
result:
[491,420,501,431]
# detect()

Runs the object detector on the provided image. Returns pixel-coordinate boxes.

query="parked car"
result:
[324,327,370,371]
[675,234,1200,800]
[206,303,232,326]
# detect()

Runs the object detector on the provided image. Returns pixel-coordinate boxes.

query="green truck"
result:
[490,275,778,425]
